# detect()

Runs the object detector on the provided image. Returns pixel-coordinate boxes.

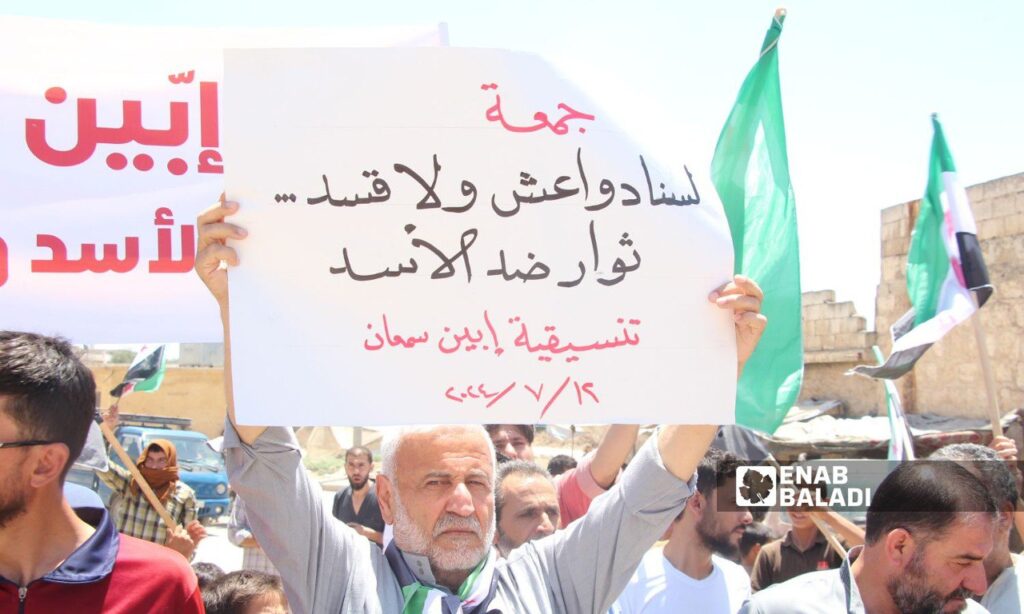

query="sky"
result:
[7,0,1024,338]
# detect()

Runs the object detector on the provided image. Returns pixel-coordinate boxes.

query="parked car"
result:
[68,413,230,523]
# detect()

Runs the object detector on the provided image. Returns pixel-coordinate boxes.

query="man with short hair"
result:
[487,421,640,528]
[494,461,561,556]
[331,446,385,545]
[613,448,753,613]
[0,331,203,612]
[750,482,844,592]
[546,454,578,477]
[932,442,1022,613]
[203,569,290,614]
[740,460,998,613]
[196,197,768,613]
[486,424,536,462]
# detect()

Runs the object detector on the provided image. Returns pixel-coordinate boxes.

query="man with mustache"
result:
[195,197,767,613]
[0,331,203,612]
[332,446,385,546]
[612,448,753,614]
[486,423,640,528]
[492,461,561,557]
[931,443,1023,614]
[740,460,997,614]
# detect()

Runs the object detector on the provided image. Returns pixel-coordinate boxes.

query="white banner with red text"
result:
[0,16,447,342]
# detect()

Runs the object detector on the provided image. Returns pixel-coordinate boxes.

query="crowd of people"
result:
[0,197,1021,613]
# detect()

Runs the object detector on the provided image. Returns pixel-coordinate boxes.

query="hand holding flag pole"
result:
[99,402,178,530]
[970,290,1002,437]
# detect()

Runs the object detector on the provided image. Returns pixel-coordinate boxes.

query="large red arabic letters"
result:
[149,208,196,273]
[32,234,139,273]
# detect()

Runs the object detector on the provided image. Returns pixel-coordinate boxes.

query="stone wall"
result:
[89,365,226,437]
[799,290,881,415]
[874,172,1024,418]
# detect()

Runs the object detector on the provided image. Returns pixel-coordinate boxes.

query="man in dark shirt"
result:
[750,502,843,591]
[330,446,384,545]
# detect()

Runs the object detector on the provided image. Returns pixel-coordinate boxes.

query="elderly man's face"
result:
[496,472,560,555]
[379,427,496,573]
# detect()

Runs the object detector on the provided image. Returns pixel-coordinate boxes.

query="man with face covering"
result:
[98,406,205,559]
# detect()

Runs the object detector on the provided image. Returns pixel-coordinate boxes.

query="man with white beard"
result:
[196,197,768,613]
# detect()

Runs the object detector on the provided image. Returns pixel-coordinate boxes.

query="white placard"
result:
[225,47,736,426]
[0,16,446,343]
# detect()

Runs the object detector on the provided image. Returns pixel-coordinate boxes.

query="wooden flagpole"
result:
[807,512,848,560]
[970,291,1002,438]
[99,414,178,530]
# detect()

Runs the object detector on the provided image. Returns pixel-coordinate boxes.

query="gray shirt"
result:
[739,546,989,614]
[223,422,696,614]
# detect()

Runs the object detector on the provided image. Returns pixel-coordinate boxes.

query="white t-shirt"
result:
[981,553,1024,614]
[613,548,752,614]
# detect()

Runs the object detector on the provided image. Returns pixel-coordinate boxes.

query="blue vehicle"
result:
[69,413,230,522]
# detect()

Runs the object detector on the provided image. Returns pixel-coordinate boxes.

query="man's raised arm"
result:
[194,196,265,445]
[659,275,766,479]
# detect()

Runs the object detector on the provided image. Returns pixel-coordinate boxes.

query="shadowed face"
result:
[379,427,496,572]
[886,517,995,614]
[695,478,753,557]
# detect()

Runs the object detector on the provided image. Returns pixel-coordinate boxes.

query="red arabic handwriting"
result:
[481,83,595,135]
[0,237,7,288]
[30,208,195,274]
[24,73,222,176]
[363,310,640,362]
[444,376,599,419]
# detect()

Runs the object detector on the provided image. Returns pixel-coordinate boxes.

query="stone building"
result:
[800,172,1024,419]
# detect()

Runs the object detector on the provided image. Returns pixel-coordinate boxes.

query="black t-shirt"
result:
[331,482,386,534]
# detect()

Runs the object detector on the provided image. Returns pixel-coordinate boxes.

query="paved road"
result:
[191,489,338,572]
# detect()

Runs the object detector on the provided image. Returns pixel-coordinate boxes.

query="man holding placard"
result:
[194,196,766,613]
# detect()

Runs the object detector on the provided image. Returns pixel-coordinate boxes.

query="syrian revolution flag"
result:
[854,115,992,380]
[110,345,166,398]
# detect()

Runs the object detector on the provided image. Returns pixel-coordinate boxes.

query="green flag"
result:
[711,10,802,434]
